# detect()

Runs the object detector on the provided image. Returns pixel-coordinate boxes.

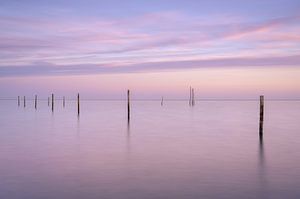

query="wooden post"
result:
[35,95,37,110]
[192,88,195,106]
[189,86,192,106]
[63,96,65,108]
[18,96,20,107]
[48,97,50,107]
[259,95,264,136]
[23,96,26,108]
[77,93,80,116]
[51,94,54,112]
[127,90,130,121]
[161,96,164,106]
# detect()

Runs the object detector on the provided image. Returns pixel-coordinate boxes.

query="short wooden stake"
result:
[48,97,50,106]
[34,95,37,110]
[51,94,54,112]
[127,90,130,121]
[18,96,20,107]
[23,96,26,108]
[77,93,80,116]
[161,96,164,106]
[259,95,264,136]
[63,96,65,108]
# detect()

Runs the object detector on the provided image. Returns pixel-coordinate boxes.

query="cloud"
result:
[1,55,299,77]
[0,12,300,69]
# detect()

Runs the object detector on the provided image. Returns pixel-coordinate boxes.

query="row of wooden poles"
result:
[17,90,265,137]
[18,93,80,116]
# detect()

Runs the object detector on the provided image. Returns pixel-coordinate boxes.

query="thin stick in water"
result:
[259,95,264,136]
[127,90,130,121]
[192,88,195,106]
[51,94,54,112]
[77,93,80,116]
[35,95,37,110]
[189,86,192,106]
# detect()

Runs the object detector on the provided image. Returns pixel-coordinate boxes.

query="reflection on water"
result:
[0,100,300,199]
[258,135,268,199]
[126,119,131,154]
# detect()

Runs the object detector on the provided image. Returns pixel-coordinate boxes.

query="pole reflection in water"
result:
[126,119,131,155]
[77,114,80,137]
[258,135,269,199]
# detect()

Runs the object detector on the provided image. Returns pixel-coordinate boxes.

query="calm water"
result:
[0,100,300,199]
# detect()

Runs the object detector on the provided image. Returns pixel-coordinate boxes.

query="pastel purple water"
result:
[0,100,300,199]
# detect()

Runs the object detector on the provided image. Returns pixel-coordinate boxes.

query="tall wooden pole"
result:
[23,96,26,108]
[18,96,20,107]
[77,93,80,116]
[51,94,54,112]
[127,90,130,121]
[35,95,37,110]
[259,95,264,136]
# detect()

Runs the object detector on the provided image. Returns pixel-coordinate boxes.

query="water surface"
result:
[0,100,300,199]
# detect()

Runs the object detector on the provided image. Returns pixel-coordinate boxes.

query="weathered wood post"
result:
[51,94,54,112]
[161,96,164,106]
[127,90,130,121]
[23,96,26,108]
[63,96,65,108]
[77,93,80,116]
[18,96,20,107]
[259,95,264,136]
[48,97,50,106]
[34,95,37,110]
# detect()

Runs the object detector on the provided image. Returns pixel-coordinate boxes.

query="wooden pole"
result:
[161,96,164,106]
[23,96,26,108]
[63,96,65,108]
[48,97,50,106]
[34,95,37,110]
[189,86,192,106]
[259,95,264,136]
[127,90,130,121]
[77,93,80,116]
[18,96,20,107]
[51,94,54,112]
[192,88,195,106]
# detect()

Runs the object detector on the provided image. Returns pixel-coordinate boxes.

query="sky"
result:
[0,0,300,99]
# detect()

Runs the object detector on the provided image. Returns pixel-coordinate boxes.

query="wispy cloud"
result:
[0,11,300,74]
[1,54,299,77]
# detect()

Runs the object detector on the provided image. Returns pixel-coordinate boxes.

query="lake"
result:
[0,100,300,199]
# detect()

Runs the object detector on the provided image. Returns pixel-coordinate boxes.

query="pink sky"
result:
[0,1,300,98]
